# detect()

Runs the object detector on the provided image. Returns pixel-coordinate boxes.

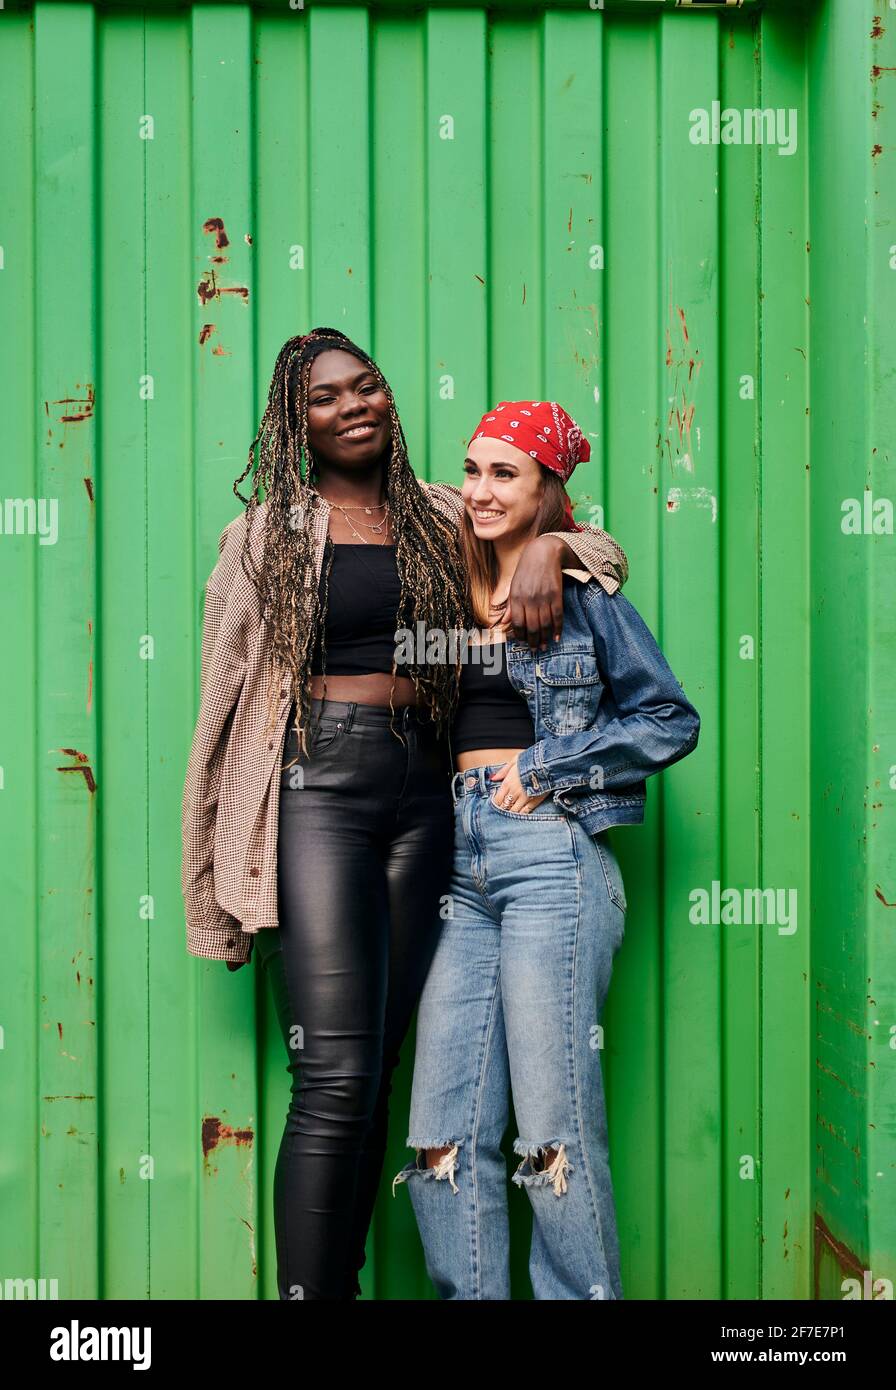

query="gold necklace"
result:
[311,487,390,535]
[339,506,393,545]
[333,505,390,533]
[330,499,388,516]
[309,484,387,513]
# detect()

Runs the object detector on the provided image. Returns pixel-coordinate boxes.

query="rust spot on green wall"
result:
[56,749,96,794]
[813,1212,866,1300]
[56,750,95,795]
[197,270,249,306]
[202,1115,254,1160]
[203,216,230,251]
[46,383,95,424]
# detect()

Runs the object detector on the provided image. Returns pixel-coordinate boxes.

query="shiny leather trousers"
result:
[253,697,454,1300]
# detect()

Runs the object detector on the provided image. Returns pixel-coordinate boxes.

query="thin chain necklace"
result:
[309,485,391,541]
[339,507,393,545]
[335,505,390,533]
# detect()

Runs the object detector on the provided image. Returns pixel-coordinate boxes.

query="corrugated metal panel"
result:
[0,0,891,1303]
[809,2,896,1302]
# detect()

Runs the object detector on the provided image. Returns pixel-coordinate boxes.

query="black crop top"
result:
[309,543,402,676]
[450,639,536,755]
[308,548,535,757]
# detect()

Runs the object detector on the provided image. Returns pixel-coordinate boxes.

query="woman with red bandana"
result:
[392,400,701,1300]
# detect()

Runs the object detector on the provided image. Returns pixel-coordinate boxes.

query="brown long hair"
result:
[459,469,572,628]
[232,328,472,754]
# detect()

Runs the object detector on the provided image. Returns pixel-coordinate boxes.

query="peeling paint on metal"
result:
[202,1115,255,1160]
[46,383,95,424]
[666,486,718,523]
[202,216,230,250]
[813,1213,866,1301]
[197,270,249,305]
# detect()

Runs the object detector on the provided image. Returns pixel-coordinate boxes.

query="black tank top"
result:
[307,547,536,756]
[309,543,402,676]
[450,638,535,754]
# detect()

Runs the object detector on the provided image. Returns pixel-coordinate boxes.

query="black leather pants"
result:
[254,697,455,1300]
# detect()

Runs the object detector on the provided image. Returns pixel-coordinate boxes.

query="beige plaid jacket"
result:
[181,481,629,964]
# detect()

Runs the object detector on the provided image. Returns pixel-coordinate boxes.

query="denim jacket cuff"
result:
[516,744,552,796]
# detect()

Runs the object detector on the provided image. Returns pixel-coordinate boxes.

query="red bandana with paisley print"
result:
[469,400,589,532]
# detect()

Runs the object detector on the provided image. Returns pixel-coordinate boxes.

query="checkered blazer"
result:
[181,481,629,964]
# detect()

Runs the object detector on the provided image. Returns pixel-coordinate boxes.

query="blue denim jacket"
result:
[480,572,701,835]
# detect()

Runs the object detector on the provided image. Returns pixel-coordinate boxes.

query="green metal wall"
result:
[0,0,892,1302]
[808,3,896,1301]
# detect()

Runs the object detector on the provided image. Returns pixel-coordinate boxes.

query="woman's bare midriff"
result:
[308,674,524,772]
[454,748,526,772]
[309,672,423,706]
[307,569,525,766]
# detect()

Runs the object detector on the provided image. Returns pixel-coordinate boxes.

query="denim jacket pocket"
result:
[534,652,603,735]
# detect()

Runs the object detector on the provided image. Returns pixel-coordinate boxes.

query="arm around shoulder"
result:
[418,479,465,527]
[540,523,629,594]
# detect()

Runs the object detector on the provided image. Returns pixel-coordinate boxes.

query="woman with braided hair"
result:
[181,327,630,1300]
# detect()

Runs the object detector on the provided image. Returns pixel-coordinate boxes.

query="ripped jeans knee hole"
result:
[391,1140,463,1196]
[511,1142,571,1196]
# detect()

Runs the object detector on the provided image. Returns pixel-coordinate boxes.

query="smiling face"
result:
[461,436,546,542]
[305,348,392,468]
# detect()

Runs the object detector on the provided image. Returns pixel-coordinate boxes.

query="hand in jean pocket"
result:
[488,755,552,813]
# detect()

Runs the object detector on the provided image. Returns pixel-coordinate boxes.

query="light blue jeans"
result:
[391,762,627,1300]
